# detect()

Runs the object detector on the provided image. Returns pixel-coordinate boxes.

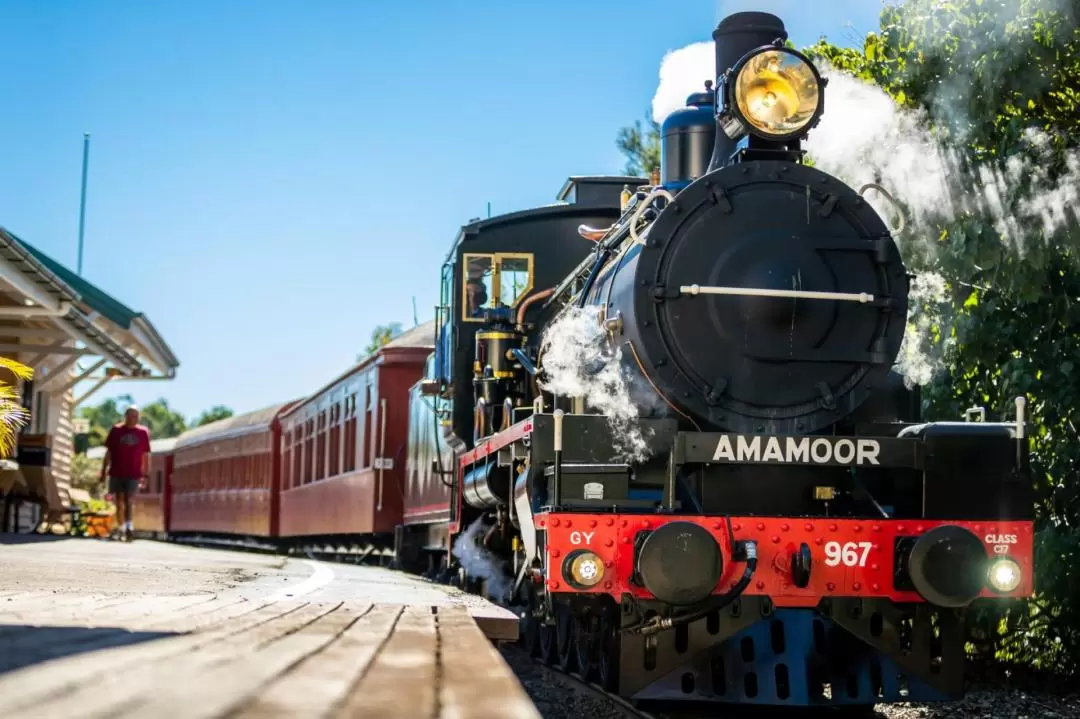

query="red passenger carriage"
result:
[277,322,433,550]
[169,401,299,538]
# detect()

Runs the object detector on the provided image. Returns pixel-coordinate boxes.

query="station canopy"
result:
[0,226,179,400]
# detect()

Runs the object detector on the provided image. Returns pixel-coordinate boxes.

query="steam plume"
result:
[451,517,513,602]
[651,42,714,125]
[538,307,658,463]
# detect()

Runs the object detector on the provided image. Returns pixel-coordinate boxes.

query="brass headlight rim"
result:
[725,44,825,142]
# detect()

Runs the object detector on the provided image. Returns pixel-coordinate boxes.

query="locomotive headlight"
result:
[563,550,605,589]
[987,557,1022,593]
[721,46,823,141]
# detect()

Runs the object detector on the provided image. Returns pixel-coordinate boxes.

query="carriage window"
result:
[461,253,533,322]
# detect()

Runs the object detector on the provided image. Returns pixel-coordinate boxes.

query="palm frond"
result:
[0,356,33,382]
[0,397,30,456]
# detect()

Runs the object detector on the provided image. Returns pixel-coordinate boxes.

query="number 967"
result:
[823,541,873,567]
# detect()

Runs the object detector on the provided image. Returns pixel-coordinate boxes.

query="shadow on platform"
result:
[0,624,180,674]
[0,532,73,545]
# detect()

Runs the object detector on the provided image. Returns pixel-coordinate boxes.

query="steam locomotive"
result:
[416,10,1035,711]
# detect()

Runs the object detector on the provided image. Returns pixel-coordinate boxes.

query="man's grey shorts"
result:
[109,477,140,495]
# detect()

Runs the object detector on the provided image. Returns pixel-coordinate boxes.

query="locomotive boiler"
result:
[426,10,1035,712]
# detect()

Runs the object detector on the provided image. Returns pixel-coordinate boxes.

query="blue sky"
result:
[0,0,886,421]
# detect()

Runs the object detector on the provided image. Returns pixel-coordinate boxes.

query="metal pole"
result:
[77,133,90,276]
[487,201,491,218]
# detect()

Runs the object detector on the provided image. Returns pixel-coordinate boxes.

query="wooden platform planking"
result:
[232,603,404,718]
[0,598,540,719]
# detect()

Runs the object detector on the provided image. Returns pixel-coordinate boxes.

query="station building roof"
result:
[0,226,179,390]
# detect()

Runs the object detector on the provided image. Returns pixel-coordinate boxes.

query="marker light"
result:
[988,557,1022,593]
[564,550,605,589]
[721,46,823,141]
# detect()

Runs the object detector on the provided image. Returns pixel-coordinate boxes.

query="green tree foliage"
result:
[78,396,230,445]
[360,323,403,360]
[139,398,187,439]
[70,452,103,496]
[194,405,234,427]
[805,0,1080,676]
[77,394,131,447]
[615,112,660,177]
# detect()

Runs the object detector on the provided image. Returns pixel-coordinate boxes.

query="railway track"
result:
[509,642,892,719]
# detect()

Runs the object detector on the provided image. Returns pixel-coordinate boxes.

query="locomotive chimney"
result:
[706,11,788,172]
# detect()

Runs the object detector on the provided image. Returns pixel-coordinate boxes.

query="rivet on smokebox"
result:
[590,520,597,528]
[757,522,765,531]
[606,518,614,527]
[549,580,561,590]
[829,524,838,532]
[781,524,790,532]
[771,536,780,544]
[805,523,814,531]
[551,518,561,528]
[756,581,765,590]
[564,520,573,528]
[605,539,614,548]
[827,582,836,592]
[641,520,651,528]
[853,582,862,591]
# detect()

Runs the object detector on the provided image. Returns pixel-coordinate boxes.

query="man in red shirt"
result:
[99,406,152,542]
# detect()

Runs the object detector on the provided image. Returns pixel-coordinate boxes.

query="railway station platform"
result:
[0,536,540,718]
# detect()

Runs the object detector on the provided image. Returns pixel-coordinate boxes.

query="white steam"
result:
[806,68,1080,255]
[538,307,658,464]
[651,42,714,124]
[451,517,513,602]
[894,273,951,388]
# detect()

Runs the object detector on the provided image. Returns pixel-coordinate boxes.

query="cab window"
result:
[499,255,532,307]
[463,254,494,320]
[461,253,533,322]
